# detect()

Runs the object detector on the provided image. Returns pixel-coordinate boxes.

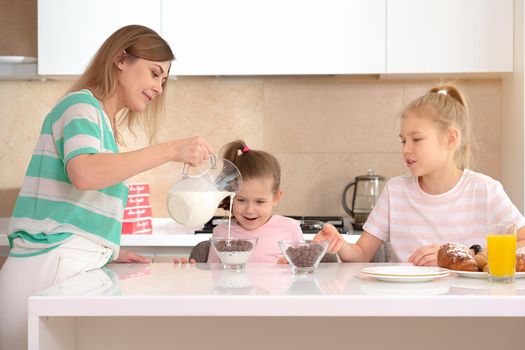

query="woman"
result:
[0,25,213,350]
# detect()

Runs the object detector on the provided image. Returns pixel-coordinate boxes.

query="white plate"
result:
[360,273,449,283]
[362,266,450,277]
[360,266,450,283]
[451,270,525,279]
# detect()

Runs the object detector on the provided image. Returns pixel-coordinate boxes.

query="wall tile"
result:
[472,152,501,180]
[0,81,69,185]
[0,78,504,218]
[274,152,405,216]
[264,81,403,153]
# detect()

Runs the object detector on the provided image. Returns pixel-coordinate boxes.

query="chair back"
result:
[190,240,211,263]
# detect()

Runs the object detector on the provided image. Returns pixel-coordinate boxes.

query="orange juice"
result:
[487,234,516,278]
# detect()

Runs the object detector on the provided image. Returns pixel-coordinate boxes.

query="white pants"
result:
[0,235,113,350]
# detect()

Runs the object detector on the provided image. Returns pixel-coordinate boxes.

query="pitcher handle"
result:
[342,181,356,216]
[181,154,218,177]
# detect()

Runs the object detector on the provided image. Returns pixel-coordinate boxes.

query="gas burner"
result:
[194,216,348,235]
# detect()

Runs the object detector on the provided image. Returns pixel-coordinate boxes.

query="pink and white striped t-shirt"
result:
[363,169,525,262]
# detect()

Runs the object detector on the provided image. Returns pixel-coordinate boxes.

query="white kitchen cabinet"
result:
[37,0,514,76]
[38,0,161,75]
[162,0,386,75]
[386,0,513,74]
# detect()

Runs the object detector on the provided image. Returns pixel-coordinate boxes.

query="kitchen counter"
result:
[28,263,525,350]
[0,218,360,258]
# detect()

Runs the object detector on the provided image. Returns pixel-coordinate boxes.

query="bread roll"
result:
[474,251,488,272]
[437,242,478,271]
[517,247,525,272]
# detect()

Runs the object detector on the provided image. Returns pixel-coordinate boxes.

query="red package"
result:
[123,206,153,220]
[121,218,152,235]
[128,183,150,196]
[126,194,151,208]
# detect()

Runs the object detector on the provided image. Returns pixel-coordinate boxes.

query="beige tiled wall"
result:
[0,77,502,218]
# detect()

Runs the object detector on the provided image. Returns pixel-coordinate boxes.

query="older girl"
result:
[316,83,525,265]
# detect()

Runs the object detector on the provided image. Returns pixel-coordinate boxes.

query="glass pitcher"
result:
[167,155,243,227]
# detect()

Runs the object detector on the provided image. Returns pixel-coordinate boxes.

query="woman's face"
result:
[232,177,282,231]
[117,56,170,112]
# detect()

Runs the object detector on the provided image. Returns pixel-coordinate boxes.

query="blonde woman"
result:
[0,25,213,350]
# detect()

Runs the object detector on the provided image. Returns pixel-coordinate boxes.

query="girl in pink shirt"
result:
[207,140,303,263]
[315,83,525,265]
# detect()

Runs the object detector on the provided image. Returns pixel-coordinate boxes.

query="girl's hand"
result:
[312,224,345,254]
[277,257,288,264]
[173,257,197,264]
[408,243,441,266]
[171,136,214,166]
[114,248,150,263]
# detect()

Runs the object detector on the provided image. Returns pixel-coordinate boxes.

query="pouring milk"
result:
[167,157,242,229]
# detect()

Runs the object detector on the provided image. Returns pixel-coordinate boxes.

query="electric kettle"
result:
[342,169,385,231]
[167,155,243,227]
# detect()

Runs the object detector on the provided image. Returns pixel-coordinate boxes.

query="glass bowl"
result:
[211,269,255,295]
[211,237,258,271]
[279,240,329,275]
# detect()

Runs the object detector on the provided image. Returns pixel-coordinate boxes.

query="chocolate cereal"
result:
[214,239,254,252]
[286,243,325,267]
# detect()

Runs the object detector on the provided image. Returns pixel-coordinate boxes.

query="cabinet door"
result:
[38,0,161,75]
[162,0,385,75]
[386,0,513,74]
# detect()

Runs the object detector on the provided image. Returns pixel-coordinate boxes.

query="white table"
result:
[28,263,525,350]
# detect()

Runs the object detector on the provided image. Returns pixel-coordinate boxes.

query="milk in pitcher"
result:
[168,190,233,227]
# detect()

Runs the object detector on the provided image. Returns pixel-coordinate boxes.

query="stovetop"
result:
[194,216,348,234]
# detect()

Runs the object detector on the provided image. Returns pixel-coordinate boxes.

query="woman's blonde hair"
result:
[218,140,281,210]
[68,25,175,144]
[402,82,473,170]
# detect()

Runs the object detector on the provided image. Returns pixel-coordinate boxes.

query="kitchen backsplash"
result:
[0,77,501,217]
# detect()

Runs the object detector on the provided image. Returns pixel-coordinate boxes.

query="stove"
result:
[194,216,348,234]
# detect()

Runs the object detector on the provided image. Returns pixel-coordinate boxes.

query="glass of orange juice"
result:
[486,222,517,283]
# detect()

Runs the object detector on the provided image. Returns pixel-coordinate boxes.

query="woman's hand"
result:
[171,136,214,166]
[114,248,150,263]
[312,224,345,254]
[408,243,441,266]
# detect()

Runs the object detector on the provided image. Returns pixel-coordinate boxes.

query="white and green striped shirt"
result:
[8,89,128,259]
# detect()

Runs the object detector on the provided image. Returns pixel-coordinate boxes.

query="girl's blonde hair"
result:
[68,25,175,144]
[219,140,281,210]
[402,82,473,170]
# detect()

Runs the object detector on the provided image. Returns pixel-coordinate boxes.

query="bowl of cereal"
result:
[279,240,329,275]
[211,238,258,271]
